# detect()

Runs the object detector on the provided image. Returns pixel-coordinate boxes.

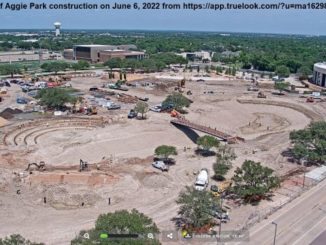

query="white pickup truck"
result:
[194,168,209,191]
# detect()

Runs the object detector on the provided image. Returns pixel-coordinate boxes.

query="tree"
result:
[162,92,191,112]
[36,88,76,109]
[0,234,44,245]
[231,66,237,76]
[176,186,217,231]
[196,135,220,153]
[0,64,21,78]
[40,61,70,74]
[213,162,230,181]
[275,65,290,77]
[134,101,149,119]
[297,65,312,81]
[274,81,289,94]
[289,122,326,165]
[154,145,177,160]
[232,160,280,203]
[71,60,90,71]
[215,66,223,74]
[213,145,237,181]
[71,209,160,245]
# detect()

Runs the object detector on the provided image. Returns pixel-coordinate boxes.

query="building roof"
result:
[75,45,114,48]
[314,62,326,69]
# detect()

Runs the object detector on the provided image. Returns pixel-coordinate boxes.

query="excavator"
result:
[25,161,46,172]
[79,159,88,172]
[175,78,186,93]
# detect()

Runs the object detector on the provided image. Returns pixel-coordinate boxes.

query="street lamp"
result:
[272,221,278,245]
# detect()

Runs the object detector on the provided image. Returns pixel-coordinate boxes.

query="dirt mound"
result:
[45,186,102,209]
[142,173,172,189]
[0,117,8,127]
[0,108,23,120]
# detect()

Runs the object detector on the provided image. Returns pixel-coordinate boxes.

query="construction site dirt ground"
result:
[0,76,325,244]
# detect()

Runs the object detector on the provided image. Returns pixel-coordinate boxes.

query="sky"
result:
[0,0,325,35]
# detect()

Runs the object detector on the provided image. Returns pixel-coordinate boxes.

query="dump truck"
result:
[194,168,209,191]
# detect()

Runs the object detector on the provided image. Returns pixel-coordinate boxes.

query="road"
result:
[242,179,326,245]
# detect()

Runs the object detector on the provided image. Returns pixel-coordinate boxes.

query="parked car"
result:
[152,161,169,171]
[150,104,162,112]
[128,109,137,118]
[107,103,121,110]
[16,98,28,104]
[89,87,99,91]
[211,205,230,223]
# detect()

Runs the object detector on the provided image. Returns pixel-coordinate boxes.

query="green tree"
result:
[36,88,76,109]
[232,160,280,203]
[162,92,191,112]
[154,145,177,160]
[71,209,160,245]
[71,60,90,71]
[0,64,21,78]
[213,162,230,181]
[231,66,237,76]
[176,186,216,230]
[297,65,312,81]
[40,61,70,74]
[275,65,290,77]
[274,82,290,94]
[289,122,326,165]
[196,135,220,153]
[215,66,223,74]
[213,145,237,180]
[0,234,44,245]
[134,101,149,119]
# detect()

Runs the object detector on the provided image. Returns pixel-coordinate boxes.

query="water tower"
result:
[54,22,61,36]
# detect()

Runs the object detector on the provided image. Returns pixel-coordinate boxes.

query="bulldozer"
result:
[25,161,46,172]
[210,180,232,198]
[84,106,97,115]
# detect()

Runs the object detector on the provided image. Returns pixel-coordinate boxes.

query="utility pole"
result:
[218,197,223,239]
[272,221,277,245]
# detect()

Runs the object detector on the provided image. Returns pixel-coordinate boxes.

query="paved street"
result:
[244,179,326,245]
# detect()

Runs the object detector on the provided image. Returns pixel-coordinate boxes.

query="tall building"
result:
[54,22,61,36]
[313,62,326,87]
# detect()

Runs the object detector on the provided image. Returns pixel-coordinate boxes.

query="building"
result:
[313,62,326,87]
[69,44,145,63]
[178,51,212,62]
[98,50,145,63]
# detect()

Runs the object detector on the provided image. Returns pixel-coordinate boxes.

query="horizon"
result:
[0,28,325,37]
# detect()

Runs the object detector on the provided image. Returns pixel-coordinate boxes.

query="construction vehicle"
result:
[79,159,88,172]
[194,168,209,191]
[84,106,97,115]
[109,80,128,91]
[25,161,46,172]
[257,91,267,98]
[210,180,232,197]
[306,97,314,103]
[170,109,180,118]
[210,185,219,197]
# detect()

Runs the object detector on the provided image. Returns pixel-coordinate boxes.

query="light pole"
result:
[272,221,277,245]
